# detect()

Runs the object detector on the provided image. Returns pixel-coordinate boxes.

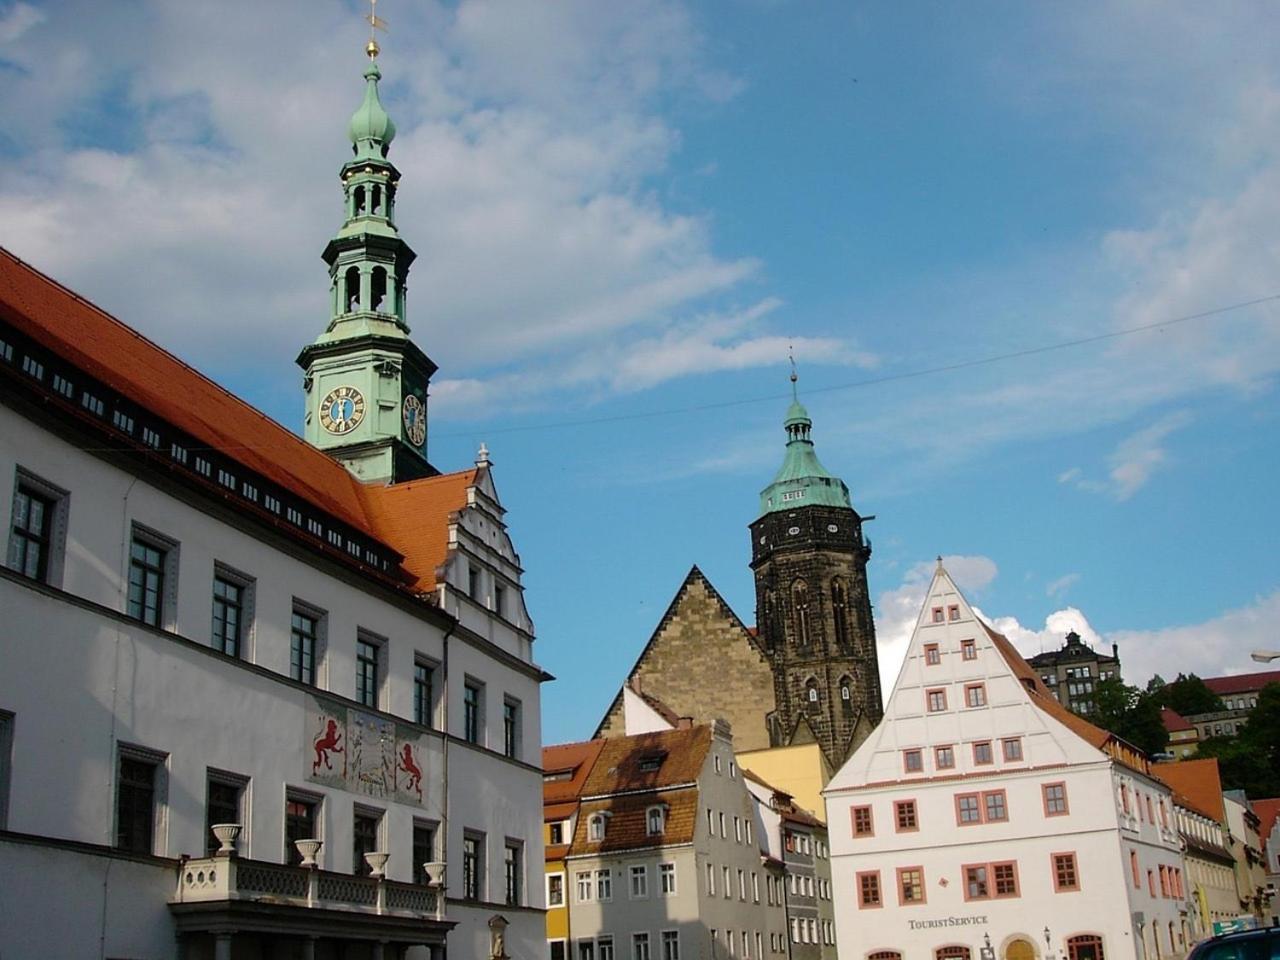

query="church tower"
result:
[750,377,883,768]
[297,44,437,484]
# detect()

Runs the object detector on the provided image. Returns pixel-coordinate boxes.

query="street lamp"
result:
[980,932,995,960]
[1044,927,1053,960]
[1251,650,1279,664]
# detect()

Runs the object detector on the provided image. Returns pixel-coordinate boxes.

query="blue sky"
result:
[2,1,1279,746]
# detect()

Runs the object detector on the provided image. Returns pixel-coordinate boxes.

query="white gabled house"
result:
[825,561,1189,960]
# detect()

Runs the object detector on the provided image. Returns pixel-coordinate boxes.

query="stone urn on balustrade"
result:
[210,823,241,856]
[294,838,323,867]
[364,851,390,878]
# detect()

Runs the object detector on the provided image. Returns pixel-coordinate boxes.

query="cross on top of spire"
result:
[365,0,388,59]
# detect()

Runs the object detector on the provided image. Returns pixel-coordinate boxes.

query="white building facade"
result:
[825,562,1188,960]
[0,46,548,960]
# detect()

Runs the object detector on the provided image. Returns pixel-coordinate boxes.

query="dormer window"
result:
[647,805,667,836]
[638,752,666,773]
[588,813,610,841]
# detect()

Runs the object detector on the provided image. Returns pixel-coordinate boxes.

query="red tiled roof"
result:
[570,787,700,856]
[1202,671,1280,696]
[1154,758,1225,821]
[0,247,481,594]
[1254,798,1280,848]
[542,740,606,806]
[581,726,711,797]
[1161,707,1196,733]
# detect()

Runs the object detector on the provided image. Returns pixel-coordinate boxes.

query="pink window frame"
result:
[1042,781,1069,817]
[851,804,874,838]
[960,638,977,660]
[972,741,993,765]
[923,643,941,666]
[931,607,944,623]
[1130,850,1139,888]
[1147,869,1155,897]
[1158,865,1169,897]
[1051,851,1080,892]
[856,870,882,909]
[982,789,1008,823]
[947,605,960,621]
[960,862,990,902]
[896,865,927,906]
[990,860,1020,898]
[893,799,919,833]
[954,792,982,826]
[1001,737,1023,762]
[934,744,955,769]
[902,749,923,774]
[964,683,987,708]
[926,688,948,713]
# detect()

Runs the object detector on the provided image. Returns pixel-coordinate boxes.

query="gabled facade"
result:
[0,43,547,960]
[1254,799,1280,925]
[545,740,609,960]
[825,561,1188,960]
[561,724,789,960]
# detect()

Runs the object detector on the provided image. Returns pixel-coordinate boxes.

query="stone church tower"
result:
[750,383,883,768]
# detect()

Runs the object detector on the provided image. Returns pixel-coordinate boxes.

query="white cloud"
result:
[1045,573,1080,600]
[0,2,43,43]
[1058,411,1192,501]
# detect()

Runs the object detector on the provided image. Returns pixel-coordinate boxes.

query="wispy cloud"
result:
[1045,573,1080,600]
[1058,411,1192,501]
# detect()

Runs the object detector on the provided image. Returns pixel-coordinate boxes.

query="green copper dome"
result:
[759,392,851,516]
[348,61,396,158]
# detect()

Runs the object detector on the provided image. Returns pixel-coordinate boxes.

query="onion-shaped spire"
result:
[348,59,396,160]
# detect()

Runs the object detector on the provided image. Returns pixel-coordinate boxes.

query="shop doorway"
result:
[1067,935,1105,960]
[1005,939,1036,960]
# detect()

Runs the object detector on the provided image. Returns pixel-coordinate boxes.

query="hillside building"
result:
[1027,631,1121,717]
[0,43,547,960]
[1179,671,1280,744]
[826,560,1188,960]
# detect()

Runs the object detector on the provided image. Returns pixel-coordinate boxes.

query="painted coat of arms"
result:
[306,695,429,805]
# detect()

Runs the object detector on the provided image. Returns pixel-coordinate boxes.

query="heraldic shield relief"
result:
[307,694,428,804]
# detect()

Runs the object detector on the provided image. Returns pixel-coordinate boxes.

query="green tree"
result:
[1090,675,1170,757]
[1156,673,1224,715]
[1197,682,1280,797]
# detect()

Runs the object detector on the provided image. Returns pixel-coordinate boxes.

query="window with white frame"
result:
[598,936,614,960]
[547,872,565,907]
[633,933,650,960]
[589,812,608,841]
[630,864,648,898]
[659,862,676,895]
[647,804,666,836]
[576,871,593,901]
[662,931,680,960]
[596,868,612,901]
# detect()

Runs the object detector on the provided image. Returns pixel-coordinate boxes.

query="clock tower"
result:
[297,45,437,483]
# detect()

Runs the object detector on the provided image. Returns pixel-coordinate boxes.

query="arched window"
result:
[792,579,811,646]
[343,266,360,313]
[839,675,854,712]
[831,577,850,647]
[588,813,608,841]
[1066,935,1105,960]
[371,184,382,215]
[370,266,388,312]
[805,679,820,712]
[935,947,971,960]
[354,185,367,215]
[646,805,667,836]
[868,953,902,960]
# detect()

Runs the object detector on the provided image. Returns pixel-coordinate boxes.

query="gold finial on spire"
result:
[365,0,388,58]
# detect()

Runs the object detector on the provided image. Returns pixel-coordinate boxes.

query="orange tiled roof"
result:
[580,726,711,797]
[542,740,606,806]
[1202,671,1280,697]
[1161,707,1196,734]
[1254,798,1280,848]
[1154,758,1226,822]
[570,787,700,855]
[0,247,480,593]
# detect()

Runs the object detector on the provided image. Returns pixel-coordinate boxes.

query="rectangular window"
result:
[734,815,742,841]
[171,442,188,464]
[493,581,506,617]
[1043,782,1068,816]
[1002,737,1023,761]
[205,770,247,856]
[468,565,480,600]
[414,658,436,727]
[504,841,522,905]
[211,570,250,659]
[931,607,944,623]
[290,606,321,686]
[503,697,521,759]
[737,868,745,900]
[464,681,483,744]
[948,604,960,621]
[597,868,612,901]
[923,643,940,665]
[580,943,596,960]
[21,354,44,380]
[751,871,759,902]
[961,638,977,660]
[116,748,165,855]
[935,744,955,769]
[957,793,982,824]
[659,861,676,894]
[1130,850,1140,888]
[852,804,873,836]
[8,478,61,583]
[903,749,923,773]
[965,864,989,900]
[984,790,1008,822]
[353,808,382,875]
[113,408,135,434]
[661,931,679,960]
[413,820,437,884]
[1052,852,1079,892]
[630,864,648,898]
[972,741,993,765]
[356,636,380,708]
[576,871,593,902]
[894,799,918,831]
[547,873,565,907]
[127,528,175,628]
[598,936,614,960]
[1159,864,1169,897]
[462,832,484,900]
[964,683,987,708]
[926,688,947,712]
[633,933,650,960]
[897,866,925,905]
[706,862,715,895]
[285,791,320,864]
[723,865,730,898]
[857,870,881,907]
[82,391,105,416]
[993,861,1018,896]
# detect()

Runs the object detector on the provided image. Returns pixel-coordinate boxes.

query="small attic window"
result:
[588,813,609,841]
[543,769,573,783]
[638,752,666,772]
[647,805,667,836]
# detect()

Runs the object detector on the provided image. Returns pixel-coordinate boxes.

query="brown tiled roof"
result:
[570,787,700,855]
[1202,671,1280,696]
[0,247,483,594]
[780,807,826,830]
[627,683,687,728]
[1254,798,1280,848]
[545,843,571,861]
[1154,758,1225,821]
[1161,707,1195,734]
[544,802,578,821]
[580,726,711,797]
[542,740,606,806]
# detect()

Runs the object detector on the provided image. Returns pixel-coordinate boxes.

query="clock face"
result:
[402,393,426,447]
[319,385,366,435]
